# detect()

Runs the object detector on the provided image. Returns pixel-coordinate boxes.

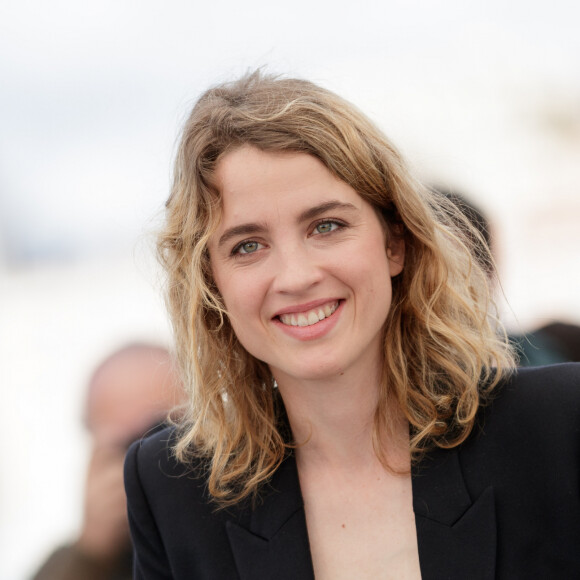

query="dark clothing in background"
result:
[510,322,580,366]
[31,544,131,580]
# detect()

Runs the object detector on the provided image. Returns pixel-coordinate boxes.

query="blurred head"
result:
[434,187,494,278]
[85,343,182,448]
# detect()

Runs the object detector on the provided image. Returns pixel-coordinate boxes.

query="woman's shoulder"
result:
[124,428,245,577]
[446,363,580,506]
[127,424,176,464]
[491,362,580,414]
[505,361,580,390]
[475,362,580,447]
[124,424,222,532]
[125,424,207,488]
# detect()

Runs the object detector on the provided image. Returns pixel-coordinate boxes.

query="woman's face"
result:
[208,146,404,386]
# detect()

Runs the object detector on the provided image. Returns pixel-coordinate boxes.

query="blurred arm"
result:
[31,544,118,580]
[32,445,131,580]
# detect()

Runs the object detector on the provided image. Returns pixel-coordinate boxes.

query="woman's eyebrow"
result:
[217,223,267,249]
[298,200,358,222]
[217,201,358,249]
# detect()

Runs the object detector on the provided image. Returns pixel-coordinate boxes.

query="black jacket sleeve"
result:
[124,440,173,580]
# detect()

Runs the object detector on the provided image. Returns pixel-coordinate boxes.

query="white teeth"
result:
[297,313,309,327]
[279,301,339,327]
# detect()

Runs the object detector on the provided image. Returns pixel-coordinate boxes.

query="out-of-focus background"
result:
[1,1,579,578]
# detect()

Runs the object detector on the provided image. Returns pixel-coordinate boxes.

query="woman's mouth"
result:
[277,301,340,327]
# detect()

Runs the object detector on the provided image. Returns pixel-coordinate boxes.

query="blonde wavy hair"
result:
[159,71,515,505]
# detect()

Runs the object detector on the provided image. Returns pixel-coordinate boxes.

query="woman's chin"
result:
[270,360,347,386]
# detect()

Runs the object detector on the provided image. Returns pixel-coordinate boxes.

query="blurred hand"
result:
[76,445,130,562]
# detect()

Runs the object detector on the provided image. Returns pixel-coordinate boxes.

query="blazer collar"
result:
[412,446,497,579]
[226,444,497,580]
[226,453,315,580]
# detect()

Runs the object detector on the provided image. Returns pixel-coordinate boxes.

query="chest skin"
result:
[299,460,422,579]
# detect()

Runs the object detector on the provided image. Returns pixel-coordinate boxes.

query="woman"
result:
[124,72,580,579]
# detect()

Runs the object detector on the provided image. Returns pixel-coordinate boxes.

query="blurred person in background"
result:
[33,343,183,580]
[437,188,580,366]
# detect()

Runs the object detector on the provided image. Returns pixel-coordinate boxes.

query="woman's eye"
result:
[235,241,261,255]
[314,221,341,234]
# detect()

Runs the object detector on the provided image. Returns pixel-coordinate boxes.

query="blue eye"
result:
[314,221,340,234]
[235,241,261,255]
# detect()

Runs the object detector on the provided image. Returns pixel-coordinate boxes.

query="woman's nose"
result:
[270,244,323,295]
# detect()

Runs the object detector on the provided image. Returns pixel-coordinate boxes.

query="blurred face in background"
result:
[86,347,181,448]
[77,346,183,561]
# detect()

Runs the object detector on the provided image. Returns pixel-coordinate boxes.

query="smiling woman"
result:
[124,72,580,579]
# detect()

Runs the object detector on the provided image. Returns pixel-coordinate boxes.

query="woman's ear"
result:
[387,235,405,277]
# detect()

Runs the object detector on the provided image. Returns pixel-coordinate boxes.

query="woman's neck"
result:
[275,366,408,471]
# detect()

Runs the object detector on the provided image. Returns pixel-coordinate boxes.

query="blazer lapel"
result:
[412,446,497,580]
[227,437,497,579]
[226,454,315,580]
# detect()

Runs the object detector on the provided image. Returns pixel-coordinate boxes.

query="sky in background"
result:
[1,1,579,578]
[1,0,579,264]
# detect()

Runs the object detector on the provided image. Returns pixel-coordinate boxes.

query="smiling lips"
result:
[278,301,339,327]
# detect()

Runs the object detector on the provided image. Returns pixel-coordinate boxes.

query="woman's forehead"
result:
[214,148,365,216]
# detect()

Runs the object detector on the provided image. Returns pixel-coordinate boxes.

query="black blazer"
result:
[124,364,580,579]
